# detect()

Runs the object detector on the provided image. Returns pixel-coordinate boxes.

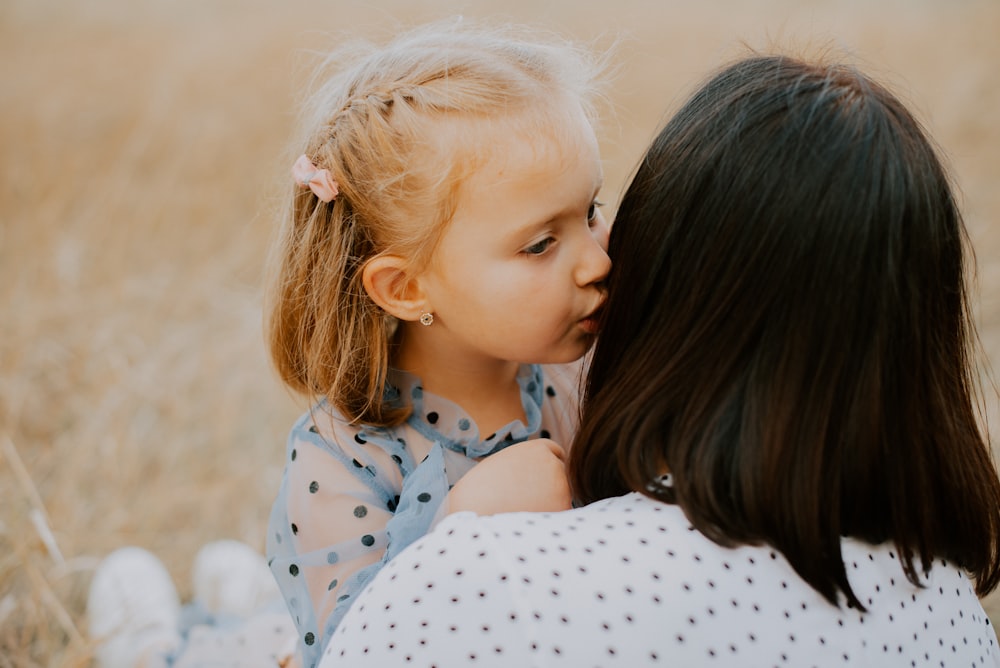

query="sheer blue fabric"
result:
[266,362,582,668]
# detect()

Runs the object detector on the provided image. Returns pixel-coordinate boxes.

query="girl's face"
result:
[416,110,610,367]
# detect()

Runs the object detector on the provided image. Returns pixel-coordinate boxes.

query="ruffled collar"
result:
[387,364,545,458]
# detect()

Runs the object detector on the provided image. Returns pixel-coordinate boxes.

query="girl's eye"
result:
[587,200,606,223]
[524,237,555,255]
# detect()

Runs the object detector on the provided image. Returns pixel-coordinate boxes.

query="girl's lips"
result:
[579,317,600,334]
[579,302,604,334]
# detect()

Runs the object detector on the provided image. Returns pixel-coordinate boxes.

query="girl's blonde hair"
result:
[267,20,606,426]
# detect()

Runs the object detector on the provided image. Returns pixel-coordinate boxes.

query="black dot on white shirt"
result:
[324,494,1000,667]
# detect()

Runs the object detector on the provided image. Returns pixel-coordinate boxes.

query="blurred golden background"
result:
[2,0,999,664]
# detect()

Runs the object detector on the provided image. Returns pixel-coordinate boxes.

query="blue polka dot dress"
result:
[266,362,582,668]
[323,493,1000,668]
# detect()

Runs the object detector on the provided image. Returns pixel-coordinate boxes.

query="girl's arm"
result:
[446,438,573,516]
[268,416,406,667]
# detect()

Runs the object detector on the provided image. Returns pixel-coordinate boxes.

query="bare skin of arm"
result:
[446,439,573,516]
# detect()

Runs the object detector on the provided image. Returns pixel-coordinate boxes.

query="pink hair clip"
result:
[292,154,339,202]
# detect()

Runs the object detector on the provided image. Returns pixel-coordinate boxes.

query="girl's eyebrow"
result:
[504,200,581,242]
[503,179,605,244]
[502,217,558,246]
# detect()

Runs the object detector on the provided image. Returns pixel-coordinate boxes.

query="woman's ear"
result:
[362,254,428,322]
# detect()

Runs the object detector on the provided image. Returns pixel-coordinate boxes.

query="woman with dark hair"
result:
[320,54,1000,667]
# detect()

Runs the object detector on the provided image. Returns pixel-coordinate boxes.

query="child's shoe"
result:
[191,539,280,618]
[87,547,182,668]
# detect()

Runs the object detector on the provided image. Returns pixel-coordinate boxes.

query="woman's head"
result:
[570,54,1000,606]
[267,21,605,425]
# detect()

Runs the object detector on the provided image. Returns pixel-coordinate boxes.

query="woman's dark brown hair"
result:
[569,54,1000,609]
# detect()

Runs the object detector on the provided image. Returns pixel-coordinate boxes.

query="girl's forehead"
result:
[392,102,599,267]
[424,99,597,176]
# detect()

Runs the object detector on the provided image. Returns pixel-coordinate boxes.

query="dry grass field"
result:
[2,0,999,665]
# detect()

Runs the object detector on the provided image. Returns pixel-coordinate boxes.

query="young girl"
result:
[85,20,608,668]
[264,20,610,667]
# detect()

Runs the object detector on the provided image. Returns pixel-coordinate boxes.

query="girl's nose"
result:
[576,214,612,286]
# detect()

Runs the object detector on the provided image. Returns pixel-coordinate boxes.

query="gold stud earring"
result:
[419,312,434,326]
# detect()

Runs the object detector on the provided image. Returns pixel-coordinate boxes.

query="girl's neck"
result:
[393,330,528,438]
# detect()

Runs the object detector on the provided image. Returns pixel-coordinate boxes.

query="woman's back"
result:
[325,494,999,666]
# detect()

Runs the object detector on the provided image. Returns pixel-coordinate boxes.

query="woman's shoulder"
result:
[324,494,1000,667]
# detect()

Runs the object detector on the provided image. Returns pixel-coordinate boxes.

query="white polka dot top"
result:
[266,362,582,668]
[323,492,1000,668]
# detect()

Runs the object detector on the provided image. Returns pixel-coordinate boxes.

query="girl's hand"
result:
[446,439,573,516]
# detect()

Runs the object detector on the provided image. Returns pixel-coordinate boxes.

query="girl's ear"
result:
[362,254,428,322]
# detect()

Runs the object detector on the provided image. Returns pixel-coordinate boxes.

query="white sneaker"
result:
[87,547,182,668]
[191,540,280,618]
